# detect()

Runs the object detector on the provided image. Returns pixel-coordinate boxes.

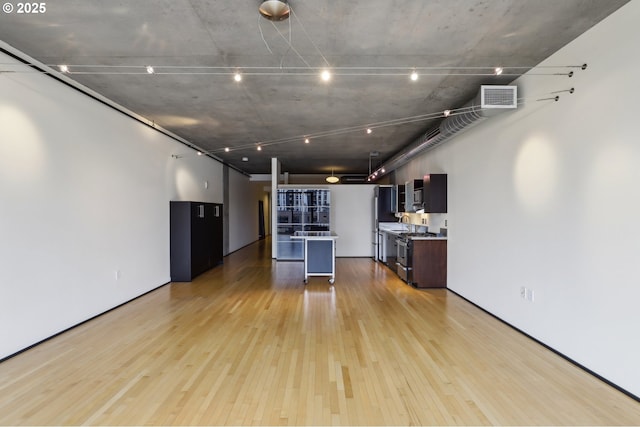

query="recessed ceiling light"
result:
[320,69,331,82]
[146,65,155,74]
[234,72,242,82]
[257,145,262,151]
[59,64,69,73]
[494,67,503,75]
[381,168,385,173]
[443,109,451,117]
[242,157,249,162]
[366,128,372,134]
[410,70,418,81]
[225,147,230,152]
[197,151,203,156]
[304,138,310,144]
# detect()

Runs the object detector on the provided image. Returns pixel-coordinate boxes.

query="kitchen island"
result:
[291,231,339,284]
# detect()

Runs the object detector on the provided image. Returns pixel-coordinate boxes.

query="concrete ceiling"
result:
[0,0,629,176]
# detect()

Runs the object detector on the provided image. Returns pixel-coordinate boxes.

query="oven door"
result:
[396,262,412,283]
[396,238,409,266]
[396,239,412,283]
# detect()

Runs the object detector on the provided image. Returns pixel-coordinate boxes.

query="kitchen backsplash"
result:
[395,212,448,234]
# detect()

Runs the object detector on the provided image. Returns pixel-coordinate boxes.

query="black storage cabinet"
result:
[422,174,447,213]
[170,201,223,281]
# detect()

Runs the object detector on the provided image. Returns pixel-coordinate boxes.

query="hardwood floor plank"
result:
[1,237,639,425]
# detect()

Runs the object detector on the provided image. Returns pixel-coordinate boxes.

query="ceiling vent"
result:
[376,85,517,177]
[339,175,369,184]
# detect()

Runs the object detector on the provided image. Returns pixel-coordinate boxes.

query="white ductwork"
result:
[371,85,517,180]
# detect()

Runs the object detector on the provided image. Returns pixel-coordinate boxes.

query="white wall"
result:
[0,51,237,358]
[274,183,375,257]
[396,1,640,397]
[331,184,376,257]
[228,169,269,253]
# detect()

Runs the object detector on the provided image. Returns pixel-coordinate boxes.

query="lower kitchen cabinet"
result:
[412,240,447,288]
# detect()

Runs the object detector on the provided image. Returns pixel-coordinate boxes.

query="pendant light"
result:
[326,169,339,184]
[259,0,291,21]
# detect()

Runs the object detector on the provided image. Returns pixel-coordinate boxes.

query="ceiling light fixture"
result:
[366,128,372,134]
[234,72,242,82]
[410,70,418,81]
[197,151,203,156]
[259,0,290,21]
[326,169,339,184]
[59,64,69,73]
[443,109,451,117]
[146,65,155,74]
[320,69,331,82]
[225,147,230,152]
[304,138,310,144]
[494,67,503,75]
[257,145,262,151]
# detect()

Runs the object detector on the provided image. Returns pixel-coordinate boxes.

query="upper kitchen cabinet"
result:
[395,183,406,213]
[375,185,396,222]
[422,174,447,213]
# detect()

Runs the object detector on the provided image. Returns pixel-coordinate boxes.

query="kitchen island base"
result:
[291,231,338,284]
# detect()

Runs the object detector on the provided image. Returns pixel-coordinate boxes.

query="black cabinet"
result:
[170,201,223,281]
[422,174,447,213]
[376,186,396,222]
[395,184,406,213]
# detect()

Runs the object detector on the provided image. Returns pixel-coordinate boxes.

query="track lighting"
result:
[320,69,331,82]
[146,65,155,74]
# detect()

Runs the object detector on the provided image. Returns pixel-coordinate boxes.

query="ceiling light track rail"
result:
[0,43,249,177]
[0,63,587,78]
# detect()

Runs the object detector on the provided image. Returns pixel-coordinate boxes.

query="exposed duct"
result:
[371,85,517,180]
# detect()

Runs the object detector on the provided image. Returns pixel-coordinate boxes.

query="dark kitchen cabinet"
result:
[422,174,447,213]
[395,183,406,213]
[170,201,223,281]
[412,240,447,288]
[376,186,396,222]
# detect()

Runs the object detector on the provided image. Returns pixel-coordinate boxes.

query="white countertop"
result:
[377,223,447,240]
[291,231,339,240]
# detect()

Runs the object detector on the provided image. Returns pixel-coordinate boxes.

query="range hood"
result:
[371,85,517,180]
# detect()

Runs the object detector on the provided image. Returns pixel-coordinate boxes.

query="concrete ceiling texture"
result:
[0,0,629,177]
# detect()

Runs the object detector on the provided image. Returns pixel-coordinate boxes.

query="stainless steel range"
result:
[396,235,413,284]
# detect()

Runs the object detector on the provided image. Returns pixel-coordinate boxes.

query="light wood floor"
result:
[1,239,639,426]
